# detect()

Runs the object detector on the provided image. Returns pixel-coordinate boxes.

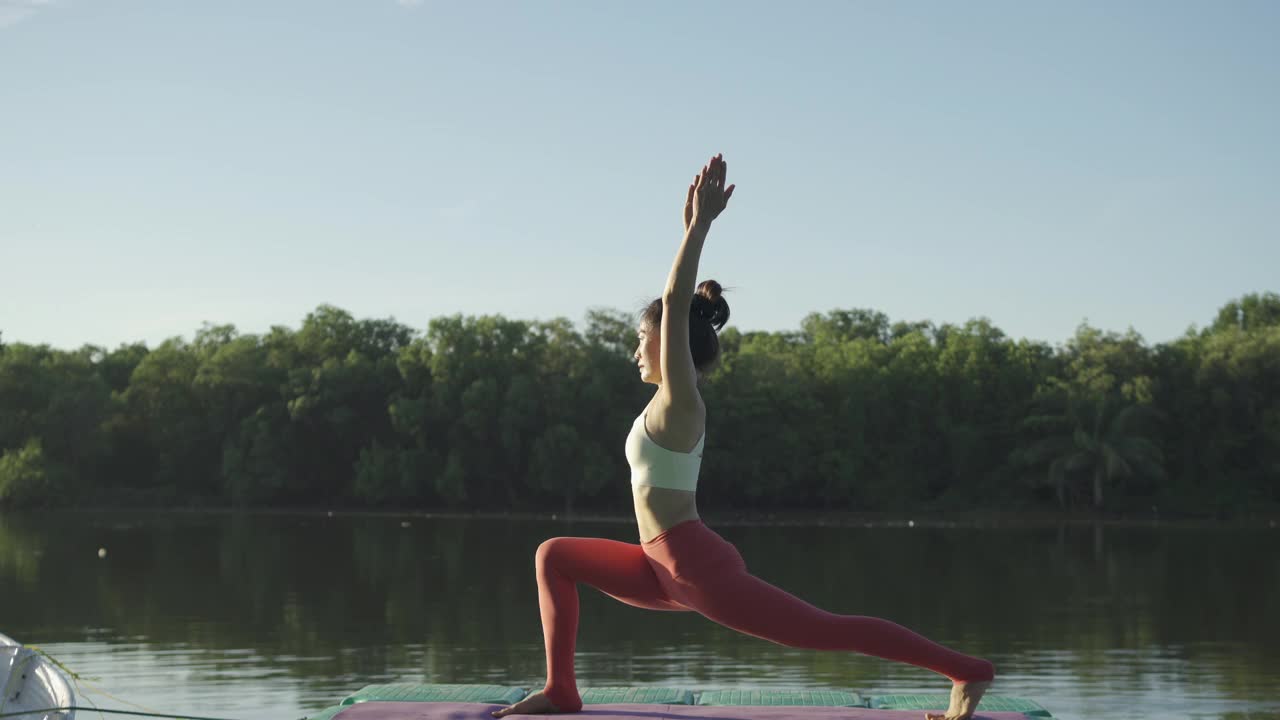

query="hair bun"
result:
[692,280,731,331]
[697,279,723,304]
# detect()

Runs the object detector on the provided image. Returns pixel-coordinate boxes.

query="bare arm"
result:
[658,224,709,404]
[659,155,734,408]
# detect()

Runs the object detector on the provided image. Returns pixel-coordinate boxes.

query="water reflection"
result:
[1,511,1277,720]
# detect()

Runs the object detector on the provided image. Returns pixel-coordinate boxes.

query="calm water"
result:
[1,511,1277,720]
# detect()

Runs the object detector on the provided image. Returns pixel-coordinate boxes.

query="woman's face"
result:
[634,322,663,385]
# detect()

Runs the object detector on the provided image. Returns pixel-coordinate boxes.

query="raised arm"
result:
[659,154,735,407]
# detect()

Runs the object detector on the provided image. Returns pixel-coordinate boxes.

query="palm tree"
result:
[1015,390,1166,509]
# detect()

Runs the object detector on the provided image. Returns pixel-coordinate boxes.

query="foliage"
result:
[0,438,56,507]
[1,294,1277,515]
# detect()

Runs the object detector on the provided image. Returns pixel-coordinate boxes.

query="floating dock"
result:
[303,684,1054,719]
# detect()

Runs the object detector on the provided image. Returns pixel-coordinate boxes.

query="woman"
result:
[493,154,994,720]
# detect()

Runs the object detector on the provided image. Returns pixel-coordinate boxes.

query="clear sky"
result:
[2,0,1276,351]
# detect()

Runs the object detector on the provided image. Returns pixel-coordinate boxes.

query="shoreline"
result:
[13,505,1280,529]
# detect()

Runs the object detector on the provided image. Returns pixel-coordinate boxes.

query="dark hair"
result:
[641,280,731,373]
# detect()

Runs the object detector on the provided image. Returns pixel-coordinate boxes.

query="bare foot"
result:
[491,690,563,717]
[924,680,992,720]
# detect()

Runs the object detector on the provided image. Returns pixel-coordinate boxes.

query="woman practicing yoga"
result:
[492,154,995,720]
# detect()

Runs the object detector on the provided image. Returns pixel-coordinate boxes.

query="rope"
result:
[16,644,164,719]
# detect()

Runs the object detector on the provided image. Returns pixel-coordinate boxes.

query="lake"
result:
[1,510,1277,720]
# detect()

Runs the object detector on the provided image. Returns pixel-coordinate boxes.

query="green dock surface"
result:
[303,683,1054,719]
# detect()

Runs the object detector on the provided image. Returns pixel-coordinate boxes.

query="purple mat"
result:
[333,701,1031,719]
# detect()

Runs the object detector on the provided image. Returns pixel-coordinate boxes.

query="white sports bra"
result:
[625,411,704,492]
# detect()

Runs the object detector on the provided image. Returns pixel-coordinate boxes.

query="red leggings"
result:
[535,519,994,712]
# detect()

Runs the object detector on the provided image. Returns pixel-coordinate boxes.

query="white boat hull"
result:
[0,633,75,720]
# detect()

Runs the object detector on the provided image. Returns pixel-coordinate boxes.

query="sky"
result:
[1,0,1277,351]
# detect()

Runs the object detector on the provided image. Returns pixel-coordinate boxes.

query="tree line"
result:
[2,293,1278,516]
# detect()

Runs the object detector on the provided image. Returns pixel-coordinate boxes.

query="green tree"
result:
[222,404,297,505]
[1211,291,1280,333]
[0,438,54,507]
[933,319,1043,504]
[801,308,892,345]
[283,306,413,504]
[528,423,607,516]
[1016,384,1166,508]
[1187,321,1280,508]
[125,338,217,498]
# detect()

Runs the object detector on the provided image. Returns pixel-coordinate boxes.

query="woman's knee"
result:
[535,537,573,568]
[535,537,558,564]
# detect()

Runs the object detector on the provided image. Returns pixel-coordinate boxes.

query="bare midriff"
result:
[633,484,699,544]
